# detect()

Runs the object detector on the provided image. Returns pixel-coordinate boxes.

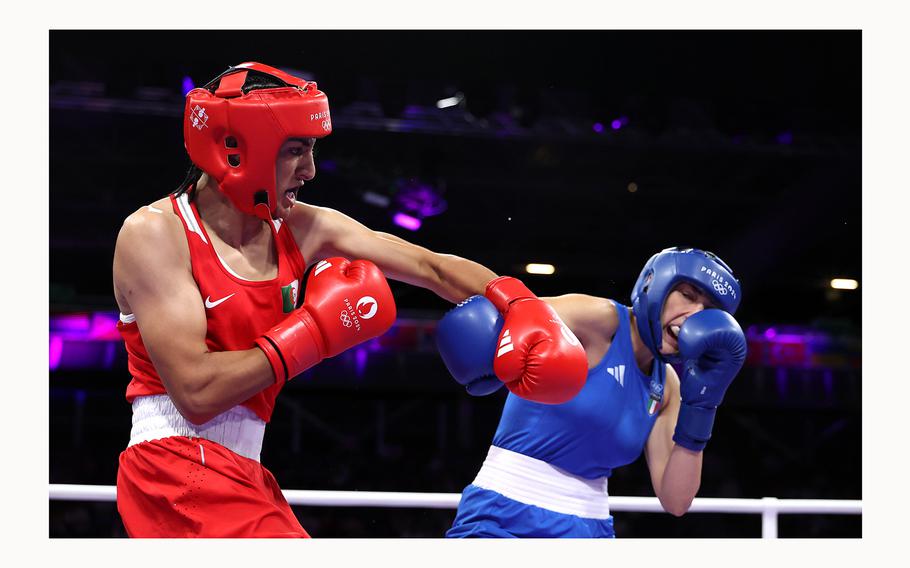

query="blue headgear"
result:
[630,247,741,363]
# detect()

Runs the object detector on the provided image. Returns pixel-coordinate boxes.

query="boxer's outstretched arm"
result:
[289,204,497,303]
[113,208,275,424]
[643,367,703,516]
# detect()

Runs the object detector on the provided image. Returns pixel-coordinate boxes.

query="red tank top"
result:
[118,193,308,422]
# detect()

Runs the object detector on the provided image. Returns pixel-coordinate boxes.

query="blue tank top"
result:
[491,302,665,479]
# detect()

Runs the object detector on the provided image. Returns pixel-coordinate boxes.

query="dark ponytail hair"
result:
[173,164,203,200]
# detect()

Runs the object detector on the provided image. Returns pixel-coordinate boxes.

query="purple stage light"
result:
[611,119,622,130]
[51,313,90,333]
[90,312,120,339]
[181,76,195,97]
[397,181,447,218]
[393,212,422,231]
[777,131,793,145]
[355,347,368,377]
[593,122,604,133]
[103,342,117,369]
[776,367,788,398]
[764,328,777,339]
[49,335,64,371]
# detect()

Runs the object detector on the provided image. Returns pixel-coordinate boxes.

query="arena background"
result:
[48,30,861,538]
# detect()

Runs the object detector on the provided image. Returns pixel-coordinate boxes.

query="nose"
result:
[297,152,316,181]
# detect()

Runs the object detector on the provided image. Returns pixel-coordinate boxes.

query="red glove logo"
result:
[356,296,379,319]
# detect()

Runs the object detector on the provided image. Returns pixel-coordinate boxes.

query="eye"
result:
[679,286,696,301]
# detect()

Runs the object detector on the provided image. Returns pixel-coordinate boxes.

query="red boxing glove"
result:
[255,258,397,383]
[485,276,588,404]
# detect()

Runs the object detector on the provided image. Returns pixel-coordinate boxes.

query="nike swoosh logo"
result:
[204,293,235,309]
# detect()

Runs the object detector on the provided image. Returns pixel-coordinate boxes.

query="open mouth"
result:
[283,187,299,205]
[667,324,681,345]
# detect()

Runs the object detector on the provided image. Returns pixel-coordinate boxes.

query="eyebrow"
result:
[682,283,717,307]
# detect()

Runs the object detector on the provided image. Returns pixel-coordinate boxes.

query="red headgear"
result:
[183,62,332,220]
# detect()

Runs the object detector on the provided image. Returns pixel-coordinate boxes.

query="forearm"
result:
[356,232,495,303]
[162,348,276,425]
[429,253,499,303]
[656,445,703,516]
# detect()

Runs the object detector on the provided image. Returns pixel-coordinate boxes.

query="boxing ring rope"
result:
[49,484,861,538]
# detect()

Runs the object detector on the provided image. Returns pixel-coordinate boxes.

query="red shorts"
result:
[117,436,309,538]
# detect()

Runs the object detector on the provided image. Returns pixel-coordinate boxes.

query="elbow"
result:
[170,393,215,425]
[180,408,215,427]
[665,503,691,518]
[660,496,694,517]
[164,375,217,425]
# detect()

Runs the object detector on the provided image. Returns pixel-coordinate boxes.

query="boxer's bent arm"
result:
[539,294,618,364]
[113,210,275,425]
[643,366,703,516]
[298,205,497,303]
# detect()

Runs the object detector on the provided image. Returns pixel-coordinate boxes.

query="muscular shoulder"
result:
[115,197,188,275]
[114,196,190,311]
[285,202,380,263]
[120,197,179,239]
[543,294,619,345]
[284,202,336,251]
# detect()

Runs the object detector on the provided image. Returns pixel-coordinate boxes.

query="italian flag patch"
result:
[647,398,659,416]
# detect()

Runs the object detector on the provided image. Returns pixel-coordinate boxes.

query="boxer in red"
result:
[112,62,587,537]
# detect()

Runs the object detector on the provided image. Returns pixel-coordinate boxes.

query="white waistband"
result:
[128,395,266,462]
[471,446,610,519]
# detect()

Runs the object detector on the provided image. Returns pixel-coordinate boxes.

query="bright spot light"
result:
[525,263,555,275]
[830,278,858,290]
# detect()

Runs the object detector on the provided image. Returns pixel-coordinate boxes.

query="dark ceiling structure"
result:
[50,30,861,329]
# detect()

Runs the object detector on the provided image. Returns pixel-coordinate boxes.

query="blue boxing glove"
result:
[436,295,505,396]
[673,309,747,452]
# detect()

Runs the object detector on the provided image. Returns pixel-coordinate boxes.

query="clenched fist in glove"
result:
[484,276,588,404]
[255,257,396,383]
[672,309,747,451]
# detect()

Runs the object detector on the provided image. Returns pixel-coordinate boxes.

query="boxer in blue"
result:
[437,247,747,538]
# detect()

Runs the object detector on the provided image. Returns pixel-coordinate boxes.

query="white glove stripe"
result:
[314,260,332,276]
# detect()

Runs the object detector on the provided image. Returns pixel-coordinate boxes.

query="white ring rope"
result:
[48,483,861,513]
[48,484,860,538]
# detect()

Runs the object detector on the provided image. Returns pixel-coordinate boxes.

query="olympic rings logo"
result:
[340,310,353,327]
[712,279,728,295]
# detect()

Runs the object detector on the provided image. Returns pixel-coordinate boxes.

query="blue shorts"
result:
[446,484,616,538]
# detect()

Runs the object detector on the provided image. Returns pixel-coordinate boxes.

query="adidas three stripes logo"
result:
[606,365,626,387]
[497,329,514,357]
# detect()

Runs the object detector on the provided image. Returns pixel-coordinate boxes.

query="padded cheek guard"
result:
[183,62,332,220]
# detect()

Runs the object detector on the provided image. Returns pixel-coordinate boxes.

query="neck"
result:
[193,175,268,248]
[629,312,657,376]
